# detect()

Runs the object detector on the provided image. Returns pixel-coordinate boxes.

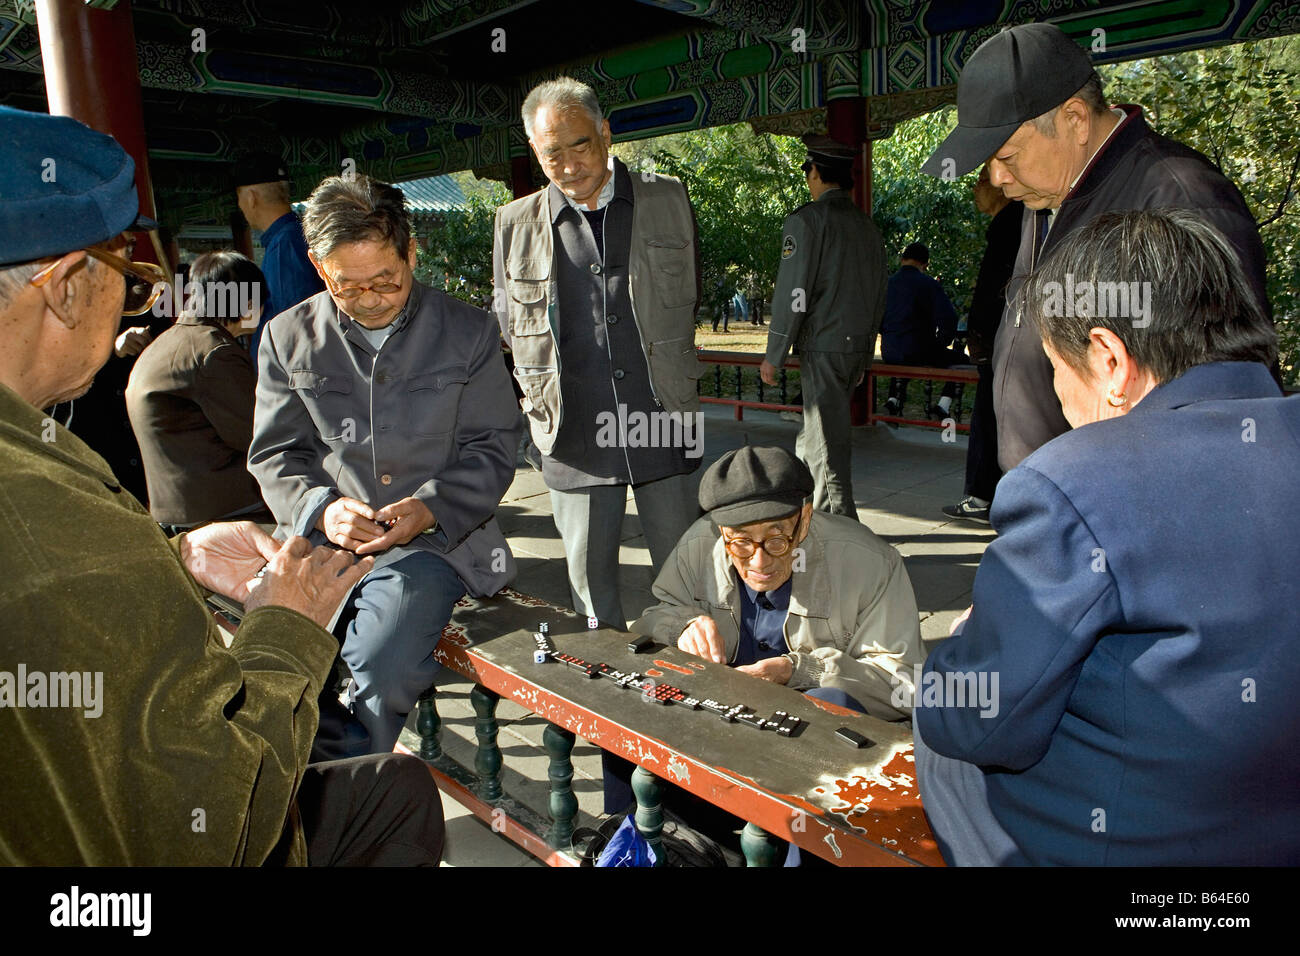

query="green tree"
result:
[414,176,512,308]
[1101,37,1300,384]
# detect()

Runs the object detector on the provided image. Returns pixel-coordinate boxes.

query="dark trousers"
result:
[297,753,445,866]
[885,345,965,407]
[963,363,1002,502]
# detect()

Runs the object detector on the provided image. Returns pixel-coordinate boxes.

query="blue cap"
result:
[0,105,158,267]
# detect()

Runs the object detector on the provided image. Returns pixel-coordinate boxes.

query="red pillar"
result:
[36,0,160,266]
[828,97,878,424]
[511,154,534,198]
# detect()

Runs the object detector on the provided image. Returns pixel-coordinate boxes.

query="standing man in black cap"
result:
[633,445,922,719]
[760,136,887,521]
[234,151,325,360]
[920,21,1267,472]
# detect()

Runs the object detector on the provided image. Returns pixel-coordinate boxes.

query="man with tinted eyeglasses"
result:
[632,445,923,719]
[250,174,520,760]
[0,106,444,865]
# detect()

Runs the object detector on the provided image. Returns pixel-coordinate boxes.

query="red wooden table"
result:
[418,589,944,867]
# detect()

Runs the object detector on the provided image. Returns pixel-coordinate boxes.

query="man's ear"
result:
[306,250,328,284]
[38,251,91,331]
[406,237,418,269]
[798,502,814,539]
[600,119,612,148]
[1062,97,1093,143]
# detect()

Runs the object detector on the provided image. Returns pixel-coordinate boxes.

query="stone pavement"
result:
[410,404,997,866]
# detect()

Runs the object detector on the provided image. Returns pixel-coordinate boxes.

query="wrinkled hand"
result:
[678,615,726,664]
[181,521,282,602]
[244,537,373,630]
[357,497,435,555]
[950,605,973,636]
[317,497,385,552]
[115,326,153,357]
[736,655,792,685]
[759,359,779,387]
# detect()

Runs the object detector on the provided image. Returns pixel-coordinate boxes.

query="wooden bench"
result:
[696,349,979,433]
[210,588,943,867]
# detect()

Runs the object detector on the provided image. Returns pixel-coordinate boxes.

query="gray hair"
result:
[1031,71,1108,137]
[1019,208,1276,384]
[522,77,604,139]
[0,260,42,309]
[302,175,411,262]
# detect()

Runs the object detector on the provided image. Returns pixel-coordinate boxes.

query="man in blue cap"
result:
[0,106,443,865]
[921,21,1267,472]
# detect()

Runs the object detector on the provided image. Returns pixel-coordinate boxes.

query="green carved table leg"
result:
[740,821,782,866]
[416,685,441,760]
[631,765,665,867]
[542,723,577,849]
[470,684,502,801]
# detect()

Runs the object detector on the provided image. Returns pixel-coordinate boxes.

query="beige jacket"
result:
[492,162,702,456]
[632,512,923,720]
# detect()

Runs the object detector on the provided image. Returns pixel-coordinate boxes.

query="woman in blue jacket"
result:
[914,208,1298,865]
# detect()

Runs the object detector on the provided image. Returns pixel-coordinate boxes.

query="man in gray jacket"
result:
[251,175,520,759]
[921,22,1267,471]
[493,76,703,631]
[633,445,923,720]
[761,137,888,520]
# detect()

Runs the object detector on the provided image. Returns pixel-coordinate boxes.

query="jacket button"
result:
[606,314,618,325]
[380,474,393,485]
[589,263,602,275]
[613,368,625,380]
[377,371,389,384]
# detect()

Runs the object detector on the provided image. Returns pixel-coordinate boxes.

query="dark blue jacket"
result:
[880,265,958,364]
[251,212,325,361]
[917,362,1300,865]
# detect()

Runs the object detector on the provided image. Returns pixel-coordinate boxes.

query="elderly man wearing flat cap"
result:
[922,21,1268,471]
[0,106,443,865]
[760,136,887,521]
[633,445,923,719]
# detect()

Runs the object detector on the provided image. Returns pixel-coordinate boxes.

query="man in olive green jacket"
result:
[0,106,441,865]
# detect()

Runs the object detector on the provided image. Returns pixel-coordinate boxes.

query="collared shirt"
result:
[734,574,792,666]
[558,156,616,214]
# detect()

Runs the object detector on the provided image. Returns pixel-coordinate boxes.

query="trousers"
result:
[963,362,1002,502]
[295,753,445,866]
[796,350,866,520]
[313,550,466,760]
[549,470,701,630]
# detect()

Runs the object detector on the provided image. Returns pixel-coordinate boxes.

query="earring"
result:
[1107,390,1128,408]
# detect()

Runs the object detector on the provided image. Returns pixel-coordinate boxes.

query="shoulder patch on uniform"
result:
[781,235,797,259]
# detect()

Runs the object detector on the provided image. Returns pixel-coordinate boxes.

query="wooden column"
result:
[631,766,665,867]
[470,684,503,801]
[542,723,577,849]
[740,821,783,866]
[37,0,159,264]
[416,686,442,760]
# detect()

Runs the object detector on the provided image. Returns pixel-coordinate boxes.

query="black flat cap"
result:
[699,446,814,528]
[232,151,290,188]
[921,23,1096,179]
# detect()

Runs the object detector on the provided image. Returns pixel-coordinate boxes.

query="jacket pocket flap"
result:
[289,370,352,395]
[408,366,469,391]
[508,256,551,282]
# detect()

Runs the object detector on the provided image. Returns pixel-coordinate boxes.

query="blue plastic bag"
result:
[595,814,658,867]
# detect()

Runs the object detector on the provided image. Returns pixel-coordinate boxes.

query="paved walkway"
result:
[415,405,997,866]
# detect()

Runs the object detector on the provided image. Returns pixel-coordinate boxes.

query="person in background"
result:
[760,136,888,520]
[233,151,325,361]
[126,250,271,533]
[879,242,964,420]
[942,167,1023,524]
[914,209,1298,865]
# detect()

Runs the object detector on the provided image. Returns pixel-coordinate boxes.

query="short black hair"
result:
[186,251,265,325]
[1019,208,1275,383]
[901,242,929,264]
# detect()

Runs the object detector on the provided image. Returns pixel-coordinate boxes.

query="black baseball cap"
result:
[921,23,1096,179]
[232,151,290,188]
[0,106,157,267]
[699,446,813,528]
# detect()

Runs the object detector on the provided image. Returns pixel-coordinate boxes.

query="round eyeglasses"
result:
[721,513,803,560]
[323,273,404,300]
